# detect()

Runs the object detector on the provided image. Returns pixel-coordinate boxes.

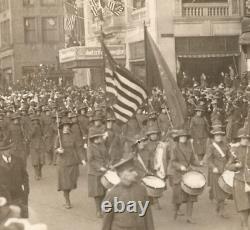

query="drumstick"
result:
[137,154,150,175]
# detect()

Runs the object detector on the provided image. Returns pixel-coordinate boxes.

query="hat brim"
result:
[238,135,250,139]
[89,134,104,139]
[211,131,225,135]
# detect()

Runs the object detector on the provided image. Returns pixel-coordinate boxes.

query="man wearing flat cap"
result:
[0,140,29,218]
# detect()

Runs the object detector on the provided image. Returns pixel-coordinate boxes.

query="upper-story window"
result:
[23,0,34,6]
[40,0,56,6]
[0,0,9,13]
[0,19,11,48]
[24,17,37,44]
[42,17,59,43]
[133,0,145,10]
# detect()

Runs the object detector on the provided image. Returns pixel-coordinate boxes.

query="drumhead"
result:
[104,171,120,185]
[182,171,206,189]
[222,170,235,187]
[142,176,166,189]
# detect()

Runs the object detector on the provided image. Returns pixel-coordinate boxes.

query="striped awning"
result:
[239,32,250,45]
[177,53,240,58]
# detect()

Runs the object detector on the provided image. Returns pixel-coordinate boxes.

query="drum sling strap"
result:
[243,147,250,192]
[177,145,191,168]
[212,142,226,158]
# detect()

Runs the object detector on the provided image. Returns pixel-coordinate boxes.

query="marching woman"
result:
[206,126,230,218]
[29,115,45,181]
[227,127,250,230]
[87,126,109,218]
[55,117,84,209]
[170,129,201,224]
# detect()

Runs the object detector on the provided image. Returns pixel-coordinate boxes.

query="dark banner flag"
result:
[144,26,187,128]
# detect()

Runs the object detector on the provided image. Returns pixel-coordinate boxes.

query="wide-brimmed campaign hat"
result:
[0,139,13,151]
[88,127,105,140]
[11,113,21,120]
[173,129,191,141]
[211,127,225,136]
[237,127,250,139]
[59,117,72,128]
[146,123,161,136]
[194,105,205,112]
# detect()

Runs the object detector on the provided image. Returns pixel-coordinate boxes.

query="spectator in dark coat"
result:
[0,140,29,218]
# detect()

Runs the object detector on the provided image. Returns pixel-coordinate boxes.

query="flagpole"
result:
[143,21,150,95]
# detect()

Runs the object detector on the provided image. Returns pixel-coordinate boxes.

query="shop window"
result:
[24,17,37,43]
[23,0,34,6]
[42,17,59,43]
[40,0,56,6]
[0,0,9,13]
[133,0,145,9]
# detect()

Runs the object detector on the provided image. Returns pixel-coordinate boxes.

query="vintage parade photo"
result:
[0,0,250,230]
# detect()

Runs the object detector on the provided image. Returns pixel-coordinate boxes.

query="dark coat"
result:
[102,182,155,230]
[0,154,29,217]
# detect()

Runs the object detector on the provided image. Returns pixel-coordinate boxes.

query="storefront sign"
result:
[59,45,126,64]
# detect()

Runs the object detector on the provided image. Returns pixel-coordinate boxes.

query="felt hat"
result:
[88,127,105,140]
[211,127,225,136]
[59,117,72,128]
[174,129,191,141]
[237,127,250,139]
[146,123,161,136]
[194,105,205,112]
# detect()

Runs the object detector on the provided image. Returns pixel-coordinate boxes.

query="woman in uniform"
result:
[170,129,201,224]
[55,117,84,209]
[206,126,230,217]
[227,127,250,230]
[29,115,45,180]
[87,126,109,218]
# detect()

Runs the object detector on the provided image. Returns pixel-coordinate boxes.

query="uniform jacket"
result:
[206,140,230,174]
[227,145,250,183]
[170,142,200,184]
[190,115,209,139]
[102,182,155,230]
[78,115,89,138]
[55,132,83,167]
[87,142,109,176]
[0,154,29,200]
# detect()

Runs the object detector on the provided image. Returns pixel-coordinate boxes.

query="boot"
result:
[95,197,103,218]
[63,191,72,209]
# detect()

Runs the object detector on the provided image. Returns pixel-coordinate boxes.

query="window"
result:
[42,17,58,43]
[24,18,36,43]
[23,0,34,6]
[40,0,56,6]
[0,0,9,13]
[133,0,145,9]
[0,20,10,48]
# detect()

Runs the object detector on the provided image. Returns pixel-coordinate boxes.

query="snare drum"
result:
[218,170,235,195]
[142,176,166,197]
[101,170,121,189]
[181,171,206,196]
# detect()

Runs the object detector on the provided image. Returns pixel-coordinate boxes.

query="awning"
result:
[177,53,240,58]
[239,32,250,45]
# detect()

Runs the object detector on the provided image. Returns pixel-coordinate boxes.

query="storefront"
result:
[59,45,126,88]
[175,36,240,86]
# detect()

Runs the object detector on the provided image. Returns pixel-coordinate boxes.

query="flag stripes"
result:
[64,2,77,33]
[106,0,124,16]
[102,42,147,123]
[89,0,98,16]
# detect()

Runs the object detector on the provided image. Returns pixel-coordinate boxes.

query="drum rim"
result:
[182,170,207,188]
[181,181,205,195]
[142,176,166,189]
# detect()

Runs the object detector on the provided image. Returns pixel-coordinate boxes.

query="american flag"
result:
[89,0,99,17]
[102,42,147,123]
[64,2,78,34]
[107,0,124,16]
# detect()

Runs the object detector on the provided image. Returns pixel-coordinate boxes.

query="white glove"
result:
[57,148,64,154]
[81,160,86,166]
[235,162,242,168]
[100,167,106,172]
[213,167,219,174]
[103,132,108,140]
[84,143,88,149]
[180,165,187,172]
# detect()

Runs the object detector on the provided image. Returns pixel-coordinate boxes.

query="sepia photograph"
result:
[0,0,249,230]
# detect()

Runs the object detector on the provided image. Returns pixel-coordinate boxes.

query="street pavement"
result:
[28,162,241,230]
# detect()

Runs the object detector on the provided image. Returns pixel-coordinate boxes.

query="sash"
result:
[212,142,225,158]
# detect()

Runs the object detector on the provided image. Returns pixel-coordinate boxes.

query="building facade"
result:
[0,0,65,83]
[59,0,245,87]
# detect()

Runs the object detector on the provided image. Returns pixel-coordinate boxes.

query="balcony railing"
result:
[182,3,238,17]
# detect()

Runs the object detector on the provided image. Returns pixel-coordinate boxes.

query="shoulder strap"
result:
[212,142,225,158]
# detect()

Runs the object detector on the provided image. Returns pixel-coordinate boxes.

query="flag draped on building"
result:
[102,41,147,124]
[64,1,78,34]
[107,0,124,16]
[144,26,187,128]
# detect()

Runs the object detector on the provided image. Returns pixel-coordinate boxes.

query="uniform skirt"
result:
[233,179,250,212]
[172,183,198,205]
[210,173,228,202]
[57,165,79,191]
[88,174,105,197]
